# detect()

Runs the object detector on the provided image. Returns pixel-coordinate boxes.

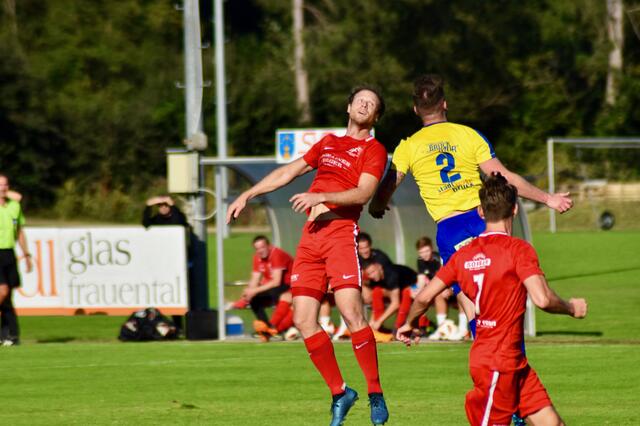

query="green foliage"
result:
[51,178,168,223]
[3,0,640,215]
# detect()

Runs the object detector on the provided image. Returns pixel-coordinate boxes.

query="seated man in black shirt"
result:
[362,260,417,333]
[416,236,469,340]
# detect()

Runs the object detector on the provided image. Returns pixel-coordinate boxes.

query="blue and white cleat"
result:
[368,393,389,425]
[330,387,358,426]
[512,413,526,426]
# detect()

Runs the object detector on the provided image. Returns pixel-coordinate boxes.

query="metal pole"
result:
[215,165,226,340]
[184,0,209,311]
[214,0,230,238]
[547,138,556,233]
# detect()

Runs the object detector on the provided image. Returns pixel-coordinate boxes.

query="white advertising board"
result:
[14,227,189,316]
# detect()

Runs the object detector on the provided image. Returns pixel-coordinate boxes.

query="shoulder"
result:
[7,200,23,214]
[365,137,387,153]
[510,237,537,254]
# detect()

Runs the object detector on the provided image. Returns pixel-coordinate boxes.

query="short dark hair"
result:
[361,259,381,270]
[252,235,270,245]
[413,74,445,115]
[357,232,372,245]
[348,85,386,119]
[479,172,518,221]
[415,236,433,250]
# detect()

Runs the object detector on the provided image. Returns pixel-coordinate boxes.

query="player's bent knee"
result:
[340,311,367,332]
[0,284,9,302]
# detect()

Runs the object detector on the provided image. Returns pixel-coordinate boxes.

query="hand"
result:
[546,192,572,213]
[369,319,382,331]
[569,298,587,318]
[24,255,33,273]
[395,323,421,347]
[242,287,257,302]
[289,192,325,213]
[368,202,389,219]
[226,195,248,224]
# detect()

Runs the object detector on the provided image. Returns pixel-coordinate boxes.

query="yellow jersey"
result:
[391,121,495,222]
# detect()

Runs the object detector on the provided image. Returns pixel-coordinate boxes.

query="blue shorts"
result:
[436,209,486,264]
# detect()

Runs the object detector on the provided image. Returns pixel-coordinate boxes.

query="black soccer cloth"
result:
[0,249,20,288]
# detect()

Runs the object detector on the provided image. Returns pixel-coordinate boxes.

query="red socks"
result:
[351,326,382,394]
[270,301,291,329]
[371,287,385,320]
[304,330,345,395]
[395,287,414,329]
[276,309,293,333]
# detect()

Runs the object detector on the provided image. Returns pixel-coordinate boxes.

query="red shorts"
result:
[291,219,361,301]
[465,364,552,426]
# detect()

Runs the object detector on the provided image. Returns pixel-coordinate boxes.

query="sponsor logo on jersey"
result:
[478,319,497,328]
[464,253,491,270]
[346,146,364,158]
[428,141,458,153]
[291,274,299,282]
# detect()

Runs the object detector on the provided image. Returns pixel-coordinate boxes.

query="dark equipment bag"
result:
[118,307,178,341]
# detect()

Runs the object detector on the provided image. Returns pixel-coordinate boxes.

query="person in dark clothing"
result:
[362,261,417,332]
[0,175,32,346]
[142,196,188,228]
[142,195,189,334]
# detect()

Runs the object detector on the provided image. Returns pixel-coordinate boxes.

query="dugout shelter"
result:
[201,157,535,338]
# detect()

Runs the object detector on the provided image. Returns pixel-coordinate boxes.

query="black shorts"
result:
[0,249,20,288]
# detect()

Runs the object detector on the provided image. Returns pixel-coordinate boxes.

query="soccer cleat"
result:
[253,320,279,342]
[330,387,358,426]
[512,413,527,426]
[368,393,389,425]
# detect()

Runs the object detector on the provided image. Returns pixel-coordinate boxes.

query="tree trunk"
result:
[293,0,311,123]
[606,0,624,106]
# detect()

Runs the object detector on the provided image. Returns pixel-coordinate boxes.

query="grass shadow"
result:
[536,331,603,337]
[548,266,640,282]
[36,337,77,344]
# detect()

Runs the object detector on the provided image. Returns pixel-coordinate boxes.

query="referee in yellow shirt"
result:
[0,174,32,346]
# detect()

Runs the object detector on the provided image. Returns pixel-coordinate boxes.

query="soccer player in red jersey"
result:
[397,172,588,426]
[241,236,295,341]
[227,86,390,426]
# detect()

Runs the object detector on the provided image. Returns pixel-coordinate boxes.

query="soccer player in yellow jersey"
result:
[369,74,572,325]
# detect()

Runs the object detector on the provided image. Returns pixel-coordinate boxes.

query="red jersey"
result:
[303,134,388,221]
[436,232,543,372]
[252,246,294,286]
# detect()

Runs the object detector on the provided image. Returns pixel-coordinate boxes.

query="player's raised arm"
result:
[369,169,405,219]
[226,158,313,223]
[479,157,573,213]
[523,274,587,318]
[289,172,380,213]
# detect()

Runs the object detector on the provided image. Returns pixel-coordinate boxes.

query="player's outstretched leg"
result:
[330,386,359,426]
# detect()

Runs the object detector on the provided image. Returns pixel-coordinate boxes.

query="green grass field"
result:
[6,231,640,425]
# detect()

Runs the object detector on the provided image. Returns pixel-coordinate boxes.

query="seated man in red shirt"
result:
[242,235,294,342]
[397,172,587,426]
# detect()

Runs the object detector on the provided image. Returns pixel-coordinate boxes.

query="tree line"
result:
[1,0,639,219]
